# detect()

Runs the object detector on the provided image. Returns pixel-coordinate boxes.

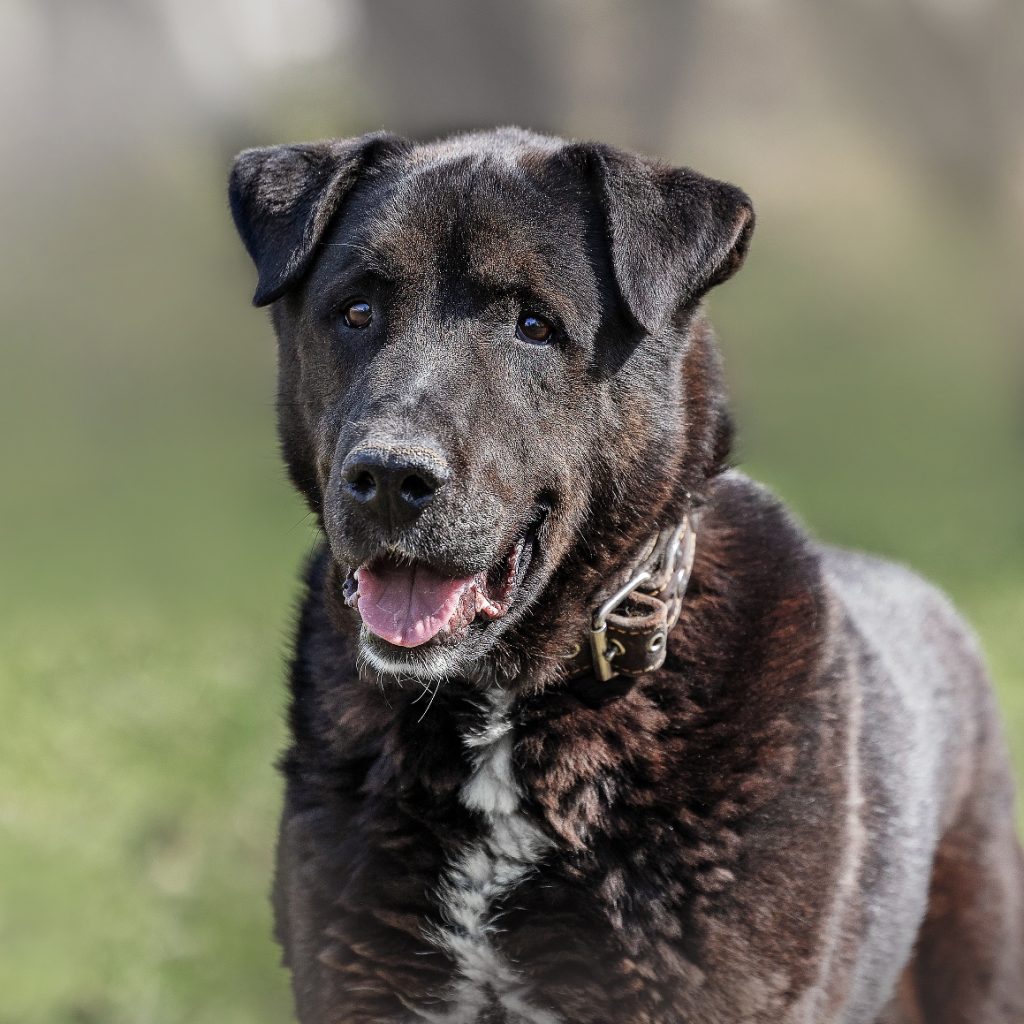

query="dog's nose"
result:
[341,444,450,527]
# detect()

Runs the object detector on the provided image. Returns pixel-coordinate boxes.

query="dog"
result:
[228,128,1024,1023]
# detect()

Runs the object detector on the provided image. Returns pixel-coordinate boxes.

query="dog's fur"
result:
[229,128,1024,1023]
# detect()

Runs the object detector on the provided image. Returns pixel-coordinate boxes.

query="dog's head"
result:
[229,128,752,681]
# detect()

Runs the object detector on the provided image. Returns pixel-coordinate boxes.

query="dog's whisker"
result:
[409,680,433,705]
[417,679,442,724]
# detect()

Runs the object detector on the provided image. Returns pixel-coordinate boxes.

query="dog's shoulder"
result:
[702,471,985,683]
[819,543,984,673]
[819,541,994,823]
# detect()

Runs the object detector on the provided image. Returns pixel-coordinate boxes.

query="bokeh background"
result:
[1,1,1022,1021]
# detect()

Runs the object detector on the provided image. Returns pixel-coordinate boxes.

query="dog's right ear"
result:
[229,132,408,307]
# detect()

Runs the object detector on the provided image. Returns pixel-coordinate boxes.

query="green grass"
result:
[1,146,1020,1022]
[1,157,305,1023]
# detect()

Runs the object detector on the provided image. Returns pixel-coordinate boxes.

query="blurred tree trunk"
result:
[795,0,1024,421]
[561,0,700,156]
[355,0,698,156]
[794,0,1024,221]
[357,0,567,138]
[30,0,191,161]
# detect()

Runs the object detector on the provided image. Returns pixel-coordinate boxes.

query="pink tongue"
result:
[355,562,475,648]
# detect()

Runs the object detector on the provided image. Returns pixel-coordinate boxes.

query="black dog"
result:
[229,128,1024,1023]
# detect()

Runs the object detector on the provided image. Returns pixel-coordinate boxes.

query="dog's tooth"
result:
[341,572,360,607]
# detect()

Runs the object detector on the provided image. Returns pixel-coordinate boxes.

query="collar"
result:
[561,514,698,682]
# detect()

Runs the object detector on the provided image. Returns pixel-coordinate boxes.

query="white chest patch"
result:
[409,689,561,1024]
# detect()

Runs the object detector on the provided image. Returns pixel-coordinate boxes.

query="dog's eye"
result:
[516,313,554,345]
[342,300,373,329]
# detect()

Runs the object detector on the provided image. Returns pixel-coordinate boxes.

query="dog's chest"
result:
[410,689,561,1024]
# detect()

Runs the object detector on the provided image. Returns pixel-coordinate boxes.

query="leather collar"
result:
[562,514,698,682]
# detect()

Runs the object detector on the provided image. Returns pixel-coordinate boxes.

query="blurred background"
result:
[1,1,1021,1021]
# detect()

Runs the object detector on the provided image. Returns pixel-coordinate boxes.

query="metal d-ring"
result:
[590,568,651,681]
[592,568,652,633]
[587,514,695,682]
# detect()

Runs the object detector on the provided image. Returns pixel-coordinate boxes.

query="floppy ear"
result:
[576,144,754,333]
[228,131,408,306]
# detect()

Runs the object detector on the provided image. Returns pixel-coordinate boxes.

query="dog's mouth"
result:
[342,515,543,651]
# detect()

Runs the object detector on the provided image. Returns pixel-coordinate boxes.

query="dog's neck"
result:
[483,312,733,691]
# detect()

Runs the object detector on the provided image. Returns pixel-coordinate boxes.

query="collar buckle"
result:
[583,514,697,683]
[589,568,653,681]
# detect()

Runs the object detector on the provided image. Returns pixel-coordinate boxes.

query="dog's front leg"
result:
[275,795,458,1024]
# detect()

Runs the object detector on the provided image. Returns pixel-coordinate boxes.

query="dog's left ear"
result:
[229,131,408,306]
[571,143,754,333]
